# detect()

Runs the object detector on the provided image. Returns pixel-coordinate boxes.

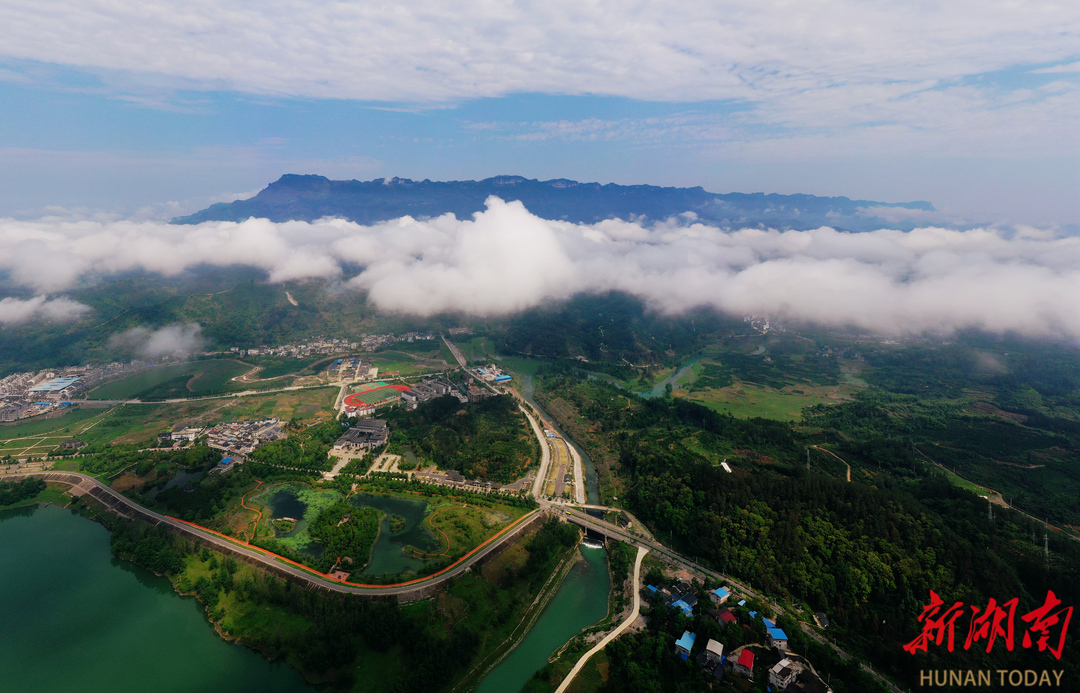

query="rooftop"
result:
[28,376,81,392]
[675,631,697,651]
[768,627,789,641]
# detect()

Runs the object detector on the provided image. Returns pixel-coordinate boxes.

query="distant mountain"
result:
[172,174,934,231]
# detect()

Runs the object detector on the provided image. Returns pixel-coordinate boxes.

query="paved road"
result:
[555,545,648,693]
[559,506,907,693]
[523,407,553,498]
[9,470,544,600]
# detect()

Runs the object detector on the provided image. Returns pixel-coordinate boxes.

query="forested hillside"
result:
[533,372,1080,687]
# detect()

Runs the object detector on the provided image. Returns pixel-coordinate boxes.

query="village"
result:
[650,580,834,692]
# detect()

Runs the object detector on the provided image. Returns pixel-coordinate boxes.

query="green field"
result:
[0,404,169,454]
[239,355,333,379]
[497,356,547,377]
[453,336,493,363]
[368,354,425,377]
[0,406,106,440]
[685,381,857,421]
[87,360,253,400]
[350,385,401,405]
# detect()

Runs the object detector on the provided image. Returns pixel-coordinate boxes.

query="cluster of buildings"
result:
[0,361,149,422]
[467,385,494,403]
[205,418,284,455]
[400,378,464,409]
[225,338,358,359]
[475,364,512,384]
[329,357,378,381]
[220,332,439,360]
[156,426,207,446]
[332,419,390,451]
[654,582,831,692]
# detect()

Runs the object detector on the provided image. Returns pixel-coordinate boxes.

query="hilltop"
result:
[172,174,933,231]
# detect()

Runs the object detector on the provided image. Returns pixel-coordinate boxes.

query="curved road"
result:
[10,470,543,600]
[555,545,647,693]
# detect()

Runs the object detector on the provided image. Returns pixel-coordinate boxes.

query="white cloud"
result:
[1,1,1076,112]
[7,201,1080,339]
[0,295,90,324]
[108,323,205,358]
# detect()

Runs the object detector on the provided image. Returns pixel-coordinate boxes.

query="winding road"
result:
[8,470,544,600]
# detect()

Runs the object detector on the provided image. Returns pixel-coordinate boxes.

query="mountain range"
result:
[172,174,934,231]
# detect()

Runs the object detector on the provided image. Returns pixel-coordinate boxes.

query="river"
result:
[475,545,611,693]
[0,503,316,693]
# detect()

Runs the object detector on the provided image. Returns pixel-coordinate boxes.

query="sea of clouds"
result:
[2,196,1079,340]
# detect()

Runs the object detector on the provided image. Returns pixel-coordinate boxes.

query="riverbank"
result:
[454,540,584,692]
[35,478,585,693]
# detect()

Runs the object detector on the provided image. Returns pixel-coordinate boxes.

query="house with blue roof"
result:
[767,627,790,652]
[672,599,693,616]
[710,586,731,605]
[675,631,697,660]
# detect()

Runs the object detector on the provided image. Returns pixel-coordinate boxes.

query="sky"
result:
[0,0,1077,225]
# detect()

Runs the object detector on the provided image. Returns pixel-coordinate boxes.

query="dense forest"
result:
[0,476,46,506]
[304,502,382,576]
[534,371,1080,688]
[383,394,537,483]
[248,419,343,474]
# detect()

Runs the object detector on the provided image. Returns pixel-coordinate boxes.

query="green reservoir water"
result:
[475,545,611,693]
[0,504,316,693]
[350,493,439,576]
[256,484,439,576]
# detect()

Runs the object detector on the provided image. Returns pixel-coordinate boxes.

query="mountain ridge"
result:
[172,174,935,231]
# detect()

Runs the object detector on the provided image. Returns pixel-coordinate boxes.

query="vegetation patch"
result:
[384,394,537,483]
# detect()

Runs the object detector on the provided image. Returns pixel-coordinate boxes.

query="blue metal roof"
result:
[672,599,693,615]
[712,587,729,599]
[767,627,789,640]
[763,617,776,628]
[675,631,697,651]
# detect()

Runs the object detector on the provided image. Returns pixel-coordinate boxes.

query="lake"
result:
[0,503,316,693]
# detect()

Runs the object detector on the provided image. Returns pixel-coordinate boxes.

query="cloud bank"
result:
[4,199,1080,340]
[0,295,90,324]
[108,323,205,358]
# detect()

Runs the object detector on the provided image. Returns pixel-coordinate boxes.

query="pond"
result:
[253,485,441,575]
[350,493,440,576]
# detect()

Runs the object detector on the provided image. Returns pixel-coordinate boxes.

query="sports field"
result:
[343,383,410,408]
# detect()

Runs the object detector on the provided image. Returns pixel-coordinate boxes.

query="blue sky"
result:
[0,0,1077,224]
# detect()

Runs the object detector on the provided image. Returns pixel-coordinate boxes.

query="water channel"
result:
[475,545,611,693]
[0,503,316,693]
